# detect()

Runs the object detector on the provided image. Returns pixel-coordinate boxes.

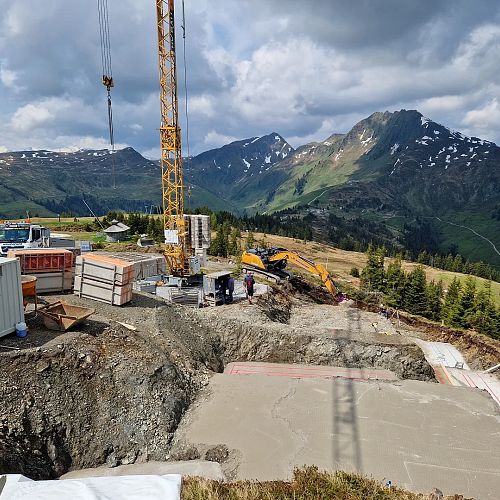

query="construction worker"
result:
[244,272,255,304]
[227,276,235,303]
[220,277,228,303]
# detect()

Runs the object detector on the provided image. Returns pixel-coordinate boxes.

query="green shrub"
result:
[350,267,360,278]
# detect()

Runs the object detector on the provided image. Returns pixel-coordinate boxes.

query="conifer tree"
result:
[246,231,255,249]
[403,266,428,316]
[228,227,241,256]
[459,277,477,327]
[385,255,405,308]
[442,278,463,327]
[361,244,385,291]
[416,250,430,265]
[209,223,230,257]
[469,281,497,336]
[443,254,454,271]
[425,280,443,321]
[451,254,464,273]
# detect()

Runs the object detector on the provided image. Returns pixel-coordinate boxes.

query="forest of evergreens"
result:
[358,245,499,339]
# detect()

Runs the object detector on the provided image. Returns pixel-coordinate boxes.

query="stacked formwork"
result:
[74,254,134,306]
[7,249,73,293]
[93,252,167,280]
[74,252,167,306]
[188,215,211,265]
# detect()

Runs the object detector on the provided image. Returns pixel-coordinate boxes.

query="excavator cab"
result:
[241,246,339,299]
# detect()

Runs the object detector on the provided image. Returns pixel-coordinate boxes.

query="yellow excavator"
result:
[241,247,339,298]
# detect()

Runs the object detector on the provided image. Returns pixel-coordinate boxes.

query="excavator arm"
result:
[241,248,338,298]
[268,251,338,298]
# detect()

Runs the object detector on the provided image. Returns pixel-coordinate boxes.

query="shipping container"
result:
[0,257,25,338]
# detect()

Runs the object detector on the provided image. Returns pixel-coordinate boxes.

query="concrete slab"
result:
[175,374,500,499]
[60,460,225,482]
[225,362,398,381]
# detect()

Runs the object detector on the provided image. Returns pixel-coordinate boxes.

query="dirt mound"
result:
[288,277,335,304]
[256,285,292,324]
[0,302,222,480]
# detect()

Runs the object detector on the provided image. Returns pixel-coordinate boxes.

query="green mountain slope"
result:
[1,110,498,268]
[258,111,500,268]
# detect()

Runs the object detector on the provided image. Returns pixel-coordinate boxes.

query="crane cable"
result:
[97,0,116,189]
[181,0,193,209]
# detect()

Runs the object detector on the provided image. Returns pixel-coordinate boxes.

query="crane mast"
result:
[156,0,190,275]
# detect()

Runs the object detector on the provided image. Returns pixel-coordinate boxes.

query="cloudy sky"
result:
[1,0,500,157]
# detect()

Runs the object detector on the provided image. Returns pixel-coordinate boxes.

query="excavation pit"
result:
[0,293,436,480]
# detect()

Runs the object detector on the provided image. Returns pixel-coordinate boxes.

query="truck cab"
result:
[0,222,50,256]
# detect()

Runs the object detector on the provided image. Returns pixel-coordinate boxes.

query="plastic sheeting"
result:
[0,473,182,500]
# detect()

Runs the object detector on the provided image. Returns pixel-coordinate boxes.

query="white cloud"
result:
[1,0,500,153]
[0,64,18,88]
[52,136,128,152]
[10,96,101,134]
[203,130,237,149]
[188,94,215,117]
[141,147,160,160]
[11,103,54,132]
[418,95,471,114]
[462,98,500,131]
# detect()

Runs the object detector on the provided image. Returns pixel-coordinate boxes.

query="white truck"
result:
[0,222,51,256]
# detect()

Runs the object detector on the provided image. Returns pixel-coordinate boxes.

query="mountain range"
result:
[0,110,498,267]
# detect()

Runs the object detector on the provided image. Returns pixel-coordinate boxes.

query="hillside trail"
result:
[433,216,500,256]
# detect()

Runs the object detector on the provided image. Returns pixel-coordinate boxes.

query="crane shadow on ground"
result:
[331,307,363,473]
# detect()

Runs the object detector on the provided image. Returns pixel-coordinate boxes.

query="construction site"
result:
[0,1,499,499]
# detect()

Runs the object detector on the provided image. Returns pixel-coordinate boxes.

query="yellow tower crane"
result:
[98,0,193,276]
[156,0,191,276]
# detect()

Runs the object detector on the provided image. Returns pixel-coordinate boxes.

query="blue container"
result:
[15,322,28,338]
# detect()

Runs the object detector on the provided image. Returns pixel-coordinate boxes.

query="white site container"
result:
[0,257,25,338]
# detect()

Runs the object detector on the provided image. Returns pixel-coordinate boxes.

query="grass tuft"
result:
[181,466,468,499]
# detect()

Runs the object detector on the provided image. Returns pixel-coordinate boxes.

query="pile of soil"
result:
[0,296,222,480]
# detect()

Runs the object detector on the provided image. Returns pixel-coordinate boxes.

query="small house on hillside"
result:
[104,220,130,242]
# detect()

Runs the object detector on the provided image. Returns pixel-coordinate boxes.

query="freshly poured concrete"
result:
[175,373,500,499]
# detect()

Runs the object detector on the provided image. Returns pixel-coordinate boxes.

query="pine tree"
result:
[433,254,444,269]
[443,254,454,271]
[416,250,430,265]
[451,254,464,273]
[228,227,241,256]
[385,255,405,308]
[425,280,443,321]
[469,281,497,336]
[246,231,255,250]
[442,278,463,327]
[459,277,477,328]
[403,266,428,316]
[361,244,385,291]
[210,212,218,229]
[210,222,231,257]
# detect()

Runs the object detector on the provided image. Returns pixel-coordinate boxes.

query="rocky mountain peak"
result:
[186,132,294,194]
